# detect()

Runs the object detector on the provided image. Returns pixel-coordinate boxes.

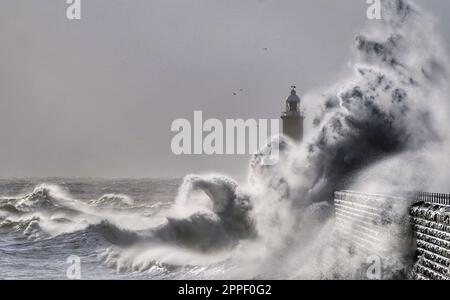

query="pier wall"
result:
[333,191,450,280]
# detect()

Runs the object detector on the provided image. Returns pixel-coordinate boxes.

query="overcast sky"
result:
[0,0,449,179]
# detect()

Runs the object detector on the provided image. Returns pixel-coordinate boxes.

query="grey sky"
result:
[0,0,449,179]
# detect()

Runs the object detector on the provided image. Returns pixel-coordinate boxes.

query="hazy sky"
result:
[1,0,449,179]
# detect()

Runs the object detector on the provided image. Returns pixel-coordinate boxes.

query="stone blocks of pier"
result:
[410,193,450,280]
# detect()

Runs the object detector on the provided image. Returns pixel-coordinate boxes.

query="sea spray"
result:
[96,0,450,278]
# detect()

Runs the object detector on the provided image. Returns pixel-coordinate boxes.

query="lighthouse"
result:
[281,86,304,142]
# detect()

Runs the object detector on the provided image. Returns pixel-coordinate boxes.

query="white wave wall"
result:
[173,0,450,279]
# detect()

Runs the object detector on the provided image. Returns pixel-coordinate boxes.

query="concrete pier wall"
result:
[410,193,450,280]
[333,190,450,280]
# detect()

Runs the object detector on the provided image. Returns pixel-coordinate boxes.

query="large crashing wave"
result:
[246,0,450,279]
[152,174,255,251]
[167,0,450,278]
[296,0,448,204]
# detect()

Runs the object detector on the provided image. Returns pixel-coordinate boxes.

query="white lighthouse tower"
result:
[281,86,304,142]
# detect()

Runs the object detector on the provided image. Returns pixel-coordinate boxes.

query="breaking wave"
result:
[90,194,135,208]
